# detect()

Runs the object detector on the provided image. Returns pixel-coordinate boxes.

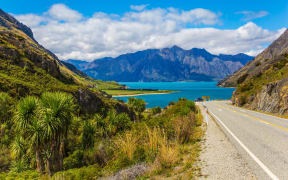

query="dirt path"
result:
[198,103,257,180]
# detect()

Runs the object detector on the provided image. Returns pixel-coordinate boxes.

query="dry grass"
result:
[114,131,138,161]
[145,126,161,156]
[172,112,196,144]
[157,140,180,169]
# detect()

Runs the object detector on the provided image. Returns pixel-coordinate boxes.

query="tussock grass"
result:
[115,131,138,162]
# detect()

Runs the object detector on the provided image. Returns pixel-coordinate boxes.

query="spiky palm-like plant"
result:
[14,96,45,173]
[13,92,76,176]
[40,92,76,175]
[82,121,96,150]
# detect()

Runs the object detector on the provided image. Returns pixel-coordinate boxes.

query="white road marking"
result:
[206,114,209,125]
[209,111,279,180]
[218,108,223,111]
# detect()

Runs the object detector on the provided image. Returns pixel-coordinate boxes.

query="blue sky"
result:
[3,0,287,30]
[2,0,287,60]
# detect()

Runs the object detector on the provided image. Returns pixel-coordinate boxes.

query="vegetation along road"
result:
[202,101,288,180]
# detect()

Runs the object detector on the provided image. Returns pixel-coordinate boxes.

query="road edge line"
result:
[209,111,279,180]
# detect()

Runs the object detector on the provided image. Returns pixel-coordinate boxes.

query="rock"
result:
[100,163,149,180]
[0,9,34,40]
[256,78,288,114]
[75,88,105,114]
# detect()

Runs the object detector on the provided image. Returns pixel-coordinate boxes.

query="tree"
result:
[127,97,145,120]
[14,96,45,173]
[13,92,76,176]
[40,92,76,175]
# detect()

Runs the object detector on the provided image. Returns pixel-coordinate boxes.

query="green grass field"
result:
[103,89,174,96]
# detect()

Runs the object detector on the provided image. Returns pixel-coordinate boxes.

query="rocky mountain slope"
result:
[0,9,129,114]
[219,29,288,115]
[67,46,253,82]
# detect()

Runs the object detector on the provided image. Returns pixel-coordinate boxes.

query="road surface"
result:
[202,101,288,180]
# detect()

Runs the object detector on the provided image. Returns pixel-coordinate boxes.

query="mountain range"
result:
[67,46,254,82]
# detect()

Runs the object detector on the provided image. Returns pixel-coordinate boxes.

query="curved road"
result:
[202,101,288,180]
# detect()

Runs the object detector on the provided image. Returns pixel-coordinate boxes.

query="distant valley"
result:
[67,46,254,82]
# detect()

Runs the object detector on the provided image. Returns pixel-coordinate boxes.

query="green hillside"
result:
[219,29,288,115]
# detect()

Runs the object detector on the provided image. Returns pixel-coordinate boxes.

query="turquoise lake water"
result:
[113,82,235,108]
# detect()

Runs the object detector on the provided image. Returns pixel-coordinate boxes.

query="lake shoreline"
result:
[112,92,175,97]
[113,82,234,108]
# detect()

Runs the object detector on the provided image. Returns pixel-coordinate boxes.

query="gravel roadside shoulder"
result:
[197,103,257,180]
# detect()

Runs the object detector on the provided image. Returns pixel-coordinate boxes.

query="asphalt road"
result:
[202,101,288,180]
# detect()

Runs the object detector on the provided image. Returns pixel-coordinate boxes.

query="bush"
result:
[95,111,132,137]
[255,62,261,66]
[273,58,288,69]
[151,106,161,115]
[0,170,40,180]
[238,82,253,92]
[127,97,146,120]
[63,150,84,170]
[168,101,175,106]
[238,95,247,106]
[53,164,101,180]
[237,74,248,84]
[0,92,13,123]
[82,121,96,150]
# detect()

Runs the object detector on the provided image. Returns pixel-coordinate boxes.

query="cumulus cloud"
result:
[15,14,46,27]
[14,4,285,60]
[47,4,82,22]
[237,11,269,21]
[130,4,149,11]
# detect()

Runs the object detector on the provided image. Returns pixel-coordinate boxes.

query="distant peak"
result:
[170,45,183,50]
[190,48,211,55]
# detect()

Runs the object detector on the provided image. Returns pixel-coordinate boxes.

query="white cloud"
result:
[130,4,149,11]
[47,4,83,22]
[15,14,45,27]
[14,4,285,60]
[237,11,269,21]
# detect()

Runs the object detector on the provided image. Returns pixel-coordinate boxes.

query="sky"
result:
[2,0,288,61]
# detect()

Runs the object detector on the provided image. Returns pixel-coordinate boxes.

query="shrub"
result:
[238,82,253,92]
[0,92,13,123]
[273,58,288,69]
[95,111,132,137]
[168,101,175,106]
[0,170,40,180]
[151,106,161,115]
[238,95,247,106]
[82,121,96,150]
[127,97,146,120]
[237,74,248,84]
[53,164,101,180]
[255,62,261,66]
[63,150,84,170]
